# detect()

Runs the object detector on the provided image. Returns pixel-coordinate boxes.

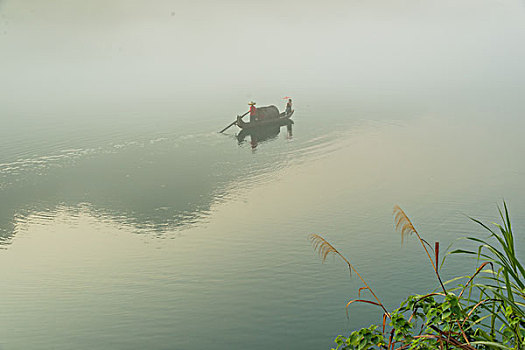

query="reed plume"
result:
[310,234,343,264]
[393,205,446,293]
[309,234,389,316]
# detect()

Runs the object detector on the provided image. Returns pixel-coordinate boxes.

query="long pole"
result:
[219,111,249,133]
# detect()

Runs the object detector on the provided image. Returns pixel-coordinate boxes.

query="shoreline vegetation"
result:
[311,202,524,350]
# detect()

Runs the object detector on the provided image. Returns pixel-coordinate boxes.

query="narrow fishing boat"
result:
[236,108,294,130]
[218,100,295,133]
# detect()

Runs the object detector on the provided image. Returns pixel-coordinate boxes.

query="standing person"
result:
[249,101,257,122]
[285,99,293,114]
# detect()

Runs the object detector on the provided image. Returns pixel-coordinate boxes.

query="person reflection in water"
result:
[287,122,293,139]
[285,99,292,114]
[249,101,257,122]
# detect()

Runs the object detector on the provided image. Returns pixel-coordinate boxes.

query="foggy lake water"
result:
[1,1,525,349]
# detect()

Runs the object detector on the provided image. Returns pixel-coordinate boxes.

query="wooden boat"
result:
[237,120,293,148]
[236,110,294,130]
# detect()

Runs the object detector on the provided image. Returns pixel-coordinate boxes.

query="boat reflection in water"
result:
[237,119,293,149]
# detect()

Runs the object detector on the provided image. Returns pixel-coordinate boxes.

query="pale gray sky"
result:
[1,0,525,110]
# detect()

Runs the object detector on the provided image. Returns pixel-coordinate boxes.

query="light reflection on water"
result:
[0,112,350,246]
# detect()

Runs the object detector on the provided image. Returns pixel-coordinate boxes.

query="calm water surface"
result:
[3,0,525,348]
[1,90,525,349]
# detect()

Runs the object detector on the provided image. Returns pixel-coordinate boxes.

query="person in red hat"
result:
[248,101,257,122]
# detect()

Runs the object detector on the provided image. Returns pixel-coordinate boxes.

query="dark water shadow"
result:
[236,120,293,150]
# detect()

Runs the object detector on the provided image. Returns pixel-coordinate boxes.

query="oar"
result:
[220,111,249,133]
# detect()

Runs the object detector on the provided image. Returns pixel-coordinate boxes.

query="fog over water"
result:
[1,1,525,349]
[2,0,525,101]
[2,0,525,159]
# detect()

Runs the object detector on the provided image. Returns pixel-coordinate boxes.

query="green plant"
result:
[311,202,524,349]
